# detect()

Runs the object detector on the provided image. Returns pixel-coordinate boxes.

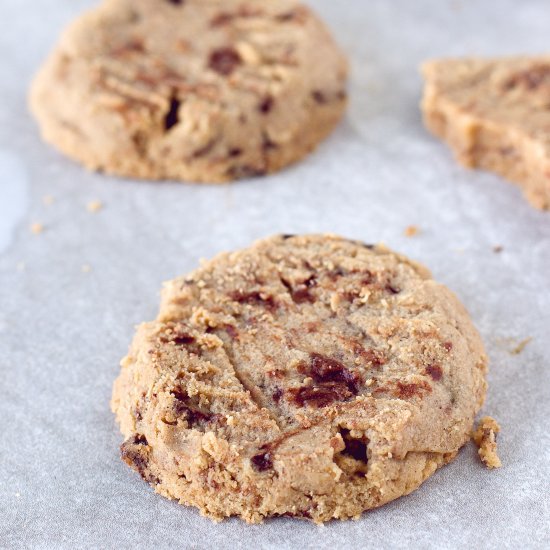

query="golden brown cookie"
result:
[112,234,488,523]
[422,56,550,210]
[30,0,347,182]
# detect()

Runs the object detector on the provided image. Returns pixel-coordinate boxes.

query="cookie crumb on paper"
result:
[30,222,44,235]
[87,200,103,213]
[510,337,532,355]
[404,225,420,237]
[473,416,502,469]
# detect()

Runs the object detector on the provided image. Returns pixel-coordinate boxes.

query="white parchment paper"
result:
[1,1,549,548]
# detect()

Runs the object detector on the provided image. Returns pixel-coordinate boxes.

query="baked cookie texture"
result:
[30,0,347,183]
[422,57,550,210]
[112,235,488,523]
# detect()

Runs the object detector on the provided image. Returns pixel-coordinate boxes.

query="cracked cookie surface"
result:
[30,0,347,182]
[112,235,488,523]
[422,56,550,209]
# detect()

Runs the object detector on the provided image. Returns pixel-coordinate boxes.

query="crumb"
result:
[14,492,20,498]
[87,200,103,213]
[510,337,532,355]
[473,416,502,469]
[404,225,419,237]
[30,223,44,235]
[42,195,55,206]
[81,264,92,273]
[493,245,503,253]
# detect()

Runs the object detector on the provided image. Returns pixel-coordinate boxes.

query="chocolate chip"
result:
[228,147,243,157]
[209,47,242,76]
[272,388,283,402]
[281,275,317,305]
[132,434,148,445]
[171,391,218,426]
[290,287,314,304]
[229,290,277,310]
[289,384,353,408]
[343,438,368,461]
[311,90,327,104]
[340,429,369,463]
[275,11,296,22]
[259,96,274,114]
[120,435,159,484]
[360,270,374,285]
[167,0,184,5]
[164,95,180,130]
[133,400,145,422]
[281,234,295,240]
[425,364,443,381]
[308,353,360,394]
[179,406,213,425]
[351,342,386,367]
[223,324,239,340]
[443,342,453,352]
[251,451,273,472]
[172,333,195,345]
[288,354,362,408]
[160,327,199,349]
[386,284,401,295]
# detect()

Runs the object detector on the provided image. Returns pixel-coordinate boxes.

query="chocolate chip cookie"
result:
[422,56,550,209]
[30,0,348,182]
[112,234,488,523]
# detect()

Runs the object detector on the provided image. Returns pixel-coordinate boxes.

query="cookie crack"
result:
[217,336,284,431]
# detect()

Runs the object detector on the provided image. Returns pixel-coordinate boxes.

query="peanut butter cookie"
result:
[30,0,347,182]
[112,234,488,523]
[422,57,550,209]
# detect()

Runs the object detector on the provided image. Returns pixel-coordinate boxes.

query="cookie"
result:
[112,234,488,523]
[422,57,550,210]
[30,0,348,183]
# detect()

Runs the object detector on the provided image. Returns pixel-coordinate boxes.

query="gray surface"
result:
[1,0,550,548]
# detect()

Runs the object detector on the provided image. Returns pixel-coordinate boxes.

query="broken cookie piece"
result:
[421,57,550,209]
[473,416,502,469]
[30,0,347,183]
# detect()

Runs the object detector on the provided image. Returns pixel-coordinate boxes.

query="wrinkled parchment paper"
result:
[1,1,549,548]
